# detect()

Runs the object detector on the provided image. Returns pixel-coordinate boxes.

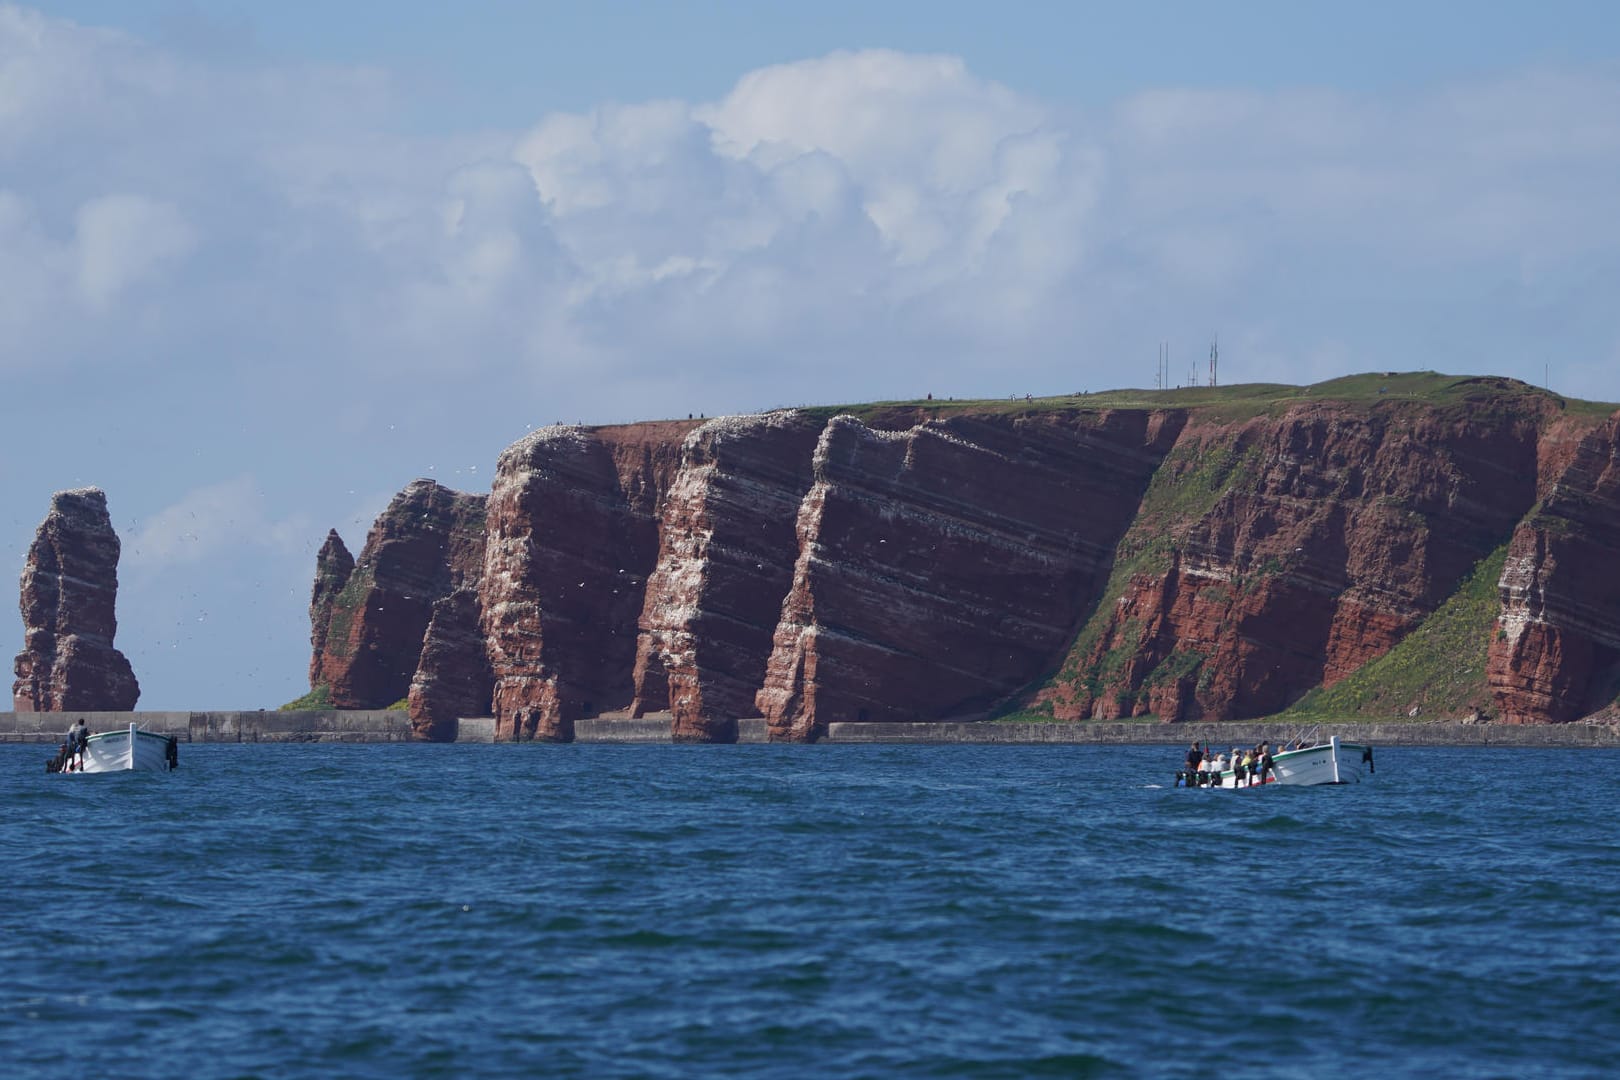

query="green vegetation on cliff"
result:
[281,683,333,710]
[1281,544,1508,722]
[1039,432,1260,706]
[794,371,1611,427]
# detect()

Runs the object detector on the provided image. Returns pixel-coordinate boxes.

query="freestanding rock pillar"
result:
[13,487,140,712]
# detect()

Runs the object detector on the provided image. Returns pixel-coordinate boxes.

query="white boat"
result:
[1269,735,1372,785]
[1177,734,1373,788]
[56,723,178,773]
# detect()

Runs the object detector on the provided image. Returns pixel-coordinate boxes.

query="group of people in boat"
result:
[1176,740,1277,787]
[46,719,90,773]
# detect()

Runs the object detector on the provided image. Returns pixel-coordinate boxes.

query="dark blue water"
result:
[3,743,1617,1078]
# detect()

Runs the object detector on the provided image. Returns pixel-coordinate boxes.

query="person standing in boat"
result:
[61,720,88,770]
[1256,743,1275,784]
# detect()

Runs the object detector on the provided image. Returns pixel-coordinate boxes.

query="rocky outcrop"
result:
[480,422,698,740]
[757,410,1183,740]
[1038,395,1547,722]
[13,488,139,711]
[1488,412,1620,722]
[631,412,825,740]
[407,588,494,740]
[309,479,486,709]
[307,530,354,689]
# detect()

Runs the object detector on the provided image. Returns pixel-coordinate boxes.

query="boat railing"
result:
[1280,722,1324,751]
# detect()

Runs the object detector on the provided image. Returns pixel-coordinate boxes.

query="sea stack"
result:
[12,487,140,712]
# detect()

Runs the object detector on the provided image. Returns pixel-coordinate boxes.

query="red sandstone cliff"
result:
[407,587,494,740]
[309,479,486,709]
[630,412,825,740]
[300,375,1620,735]
[756,410,1184,740]
[13,488,140,711]
[480,422,697,740]
[1034,390,1550,722]
[1488,412,1620,722]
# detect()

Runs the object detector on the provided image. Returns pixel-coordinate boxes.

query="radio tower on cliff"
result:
[1209,337,1219,388]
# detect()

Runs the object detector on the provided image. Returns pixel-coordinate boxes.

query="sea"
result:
[2,742,1617,1079]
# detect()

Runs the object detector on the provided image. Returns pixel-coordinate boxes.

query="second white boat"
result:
[56,723,179,773]
[1177,735,1372,788]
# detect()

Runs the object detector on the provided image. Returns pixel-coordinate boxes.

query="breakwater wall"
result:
[823,720,1620,747]
[0,710,413,743]
[4,713,1618,747]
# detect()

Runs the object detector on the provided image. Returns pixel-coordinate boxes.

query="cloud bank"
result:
[7,5,1618,406]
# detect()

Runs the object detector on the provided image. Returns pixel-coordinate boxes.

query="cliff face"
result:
[310,479,486,709]
[407,587,494,740]
[480,422,697,740]
[13,488,140,711]
[1488,413,1620,722]
[1035,398,1548,722]
[756,410,1183,740]
[300,375,1620,734]
[631,412,825,741]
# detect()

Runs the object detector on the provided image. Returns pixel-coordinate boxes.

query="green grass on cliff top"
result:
[793,370,1615,425]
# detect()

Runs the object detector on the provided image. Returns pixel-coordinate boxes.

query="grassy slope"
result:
[1279,545,1508,722]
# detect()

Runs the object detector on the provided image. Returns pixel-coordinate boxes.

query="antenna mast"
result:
[1209,336,1219,388]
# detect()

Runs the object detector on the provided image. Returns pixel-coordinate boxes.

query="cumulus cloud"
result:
[75,194,196,307]
[4,5,1620,405]
[126,475,308,571]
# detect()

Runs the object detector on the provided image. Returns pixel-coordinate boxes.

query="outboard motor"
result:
[166,736,180,771]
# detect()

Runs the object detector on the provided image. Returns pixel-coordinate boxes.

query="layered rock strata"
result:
[1488,412,1620,722]
[13,488,140,711]
[757,410,1184,740]
[631,412,825,741]
[301,377,1620,733]
[1038,397,1547,722]
[407,587,494,740]
[309,479,486,709]
[481,422,698,740]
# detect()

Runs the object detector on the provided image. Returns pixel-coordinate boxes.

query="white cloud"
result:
[4,7,1620,403]
[75,194,196,308]
[127,475,307,571]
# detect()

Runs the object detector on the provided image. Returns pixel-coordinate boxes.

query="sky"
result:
[4,1,1620,710]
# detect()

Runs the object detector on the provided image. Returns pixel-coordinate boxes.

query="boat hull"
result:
[1271,736,1370,785]
[68,726,176,773]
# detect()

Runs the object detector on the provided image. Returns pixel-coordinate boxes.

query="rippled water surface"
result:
[4,743,1618,1078]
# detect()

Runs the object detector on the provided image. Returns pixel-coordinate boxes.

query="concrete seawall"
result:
[0,710,413,743]
[4,712,1618,747]
[824,720,1620,747]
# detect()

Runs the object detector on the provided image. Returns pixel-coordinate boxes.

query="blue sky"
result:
[5,1,1620,709]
